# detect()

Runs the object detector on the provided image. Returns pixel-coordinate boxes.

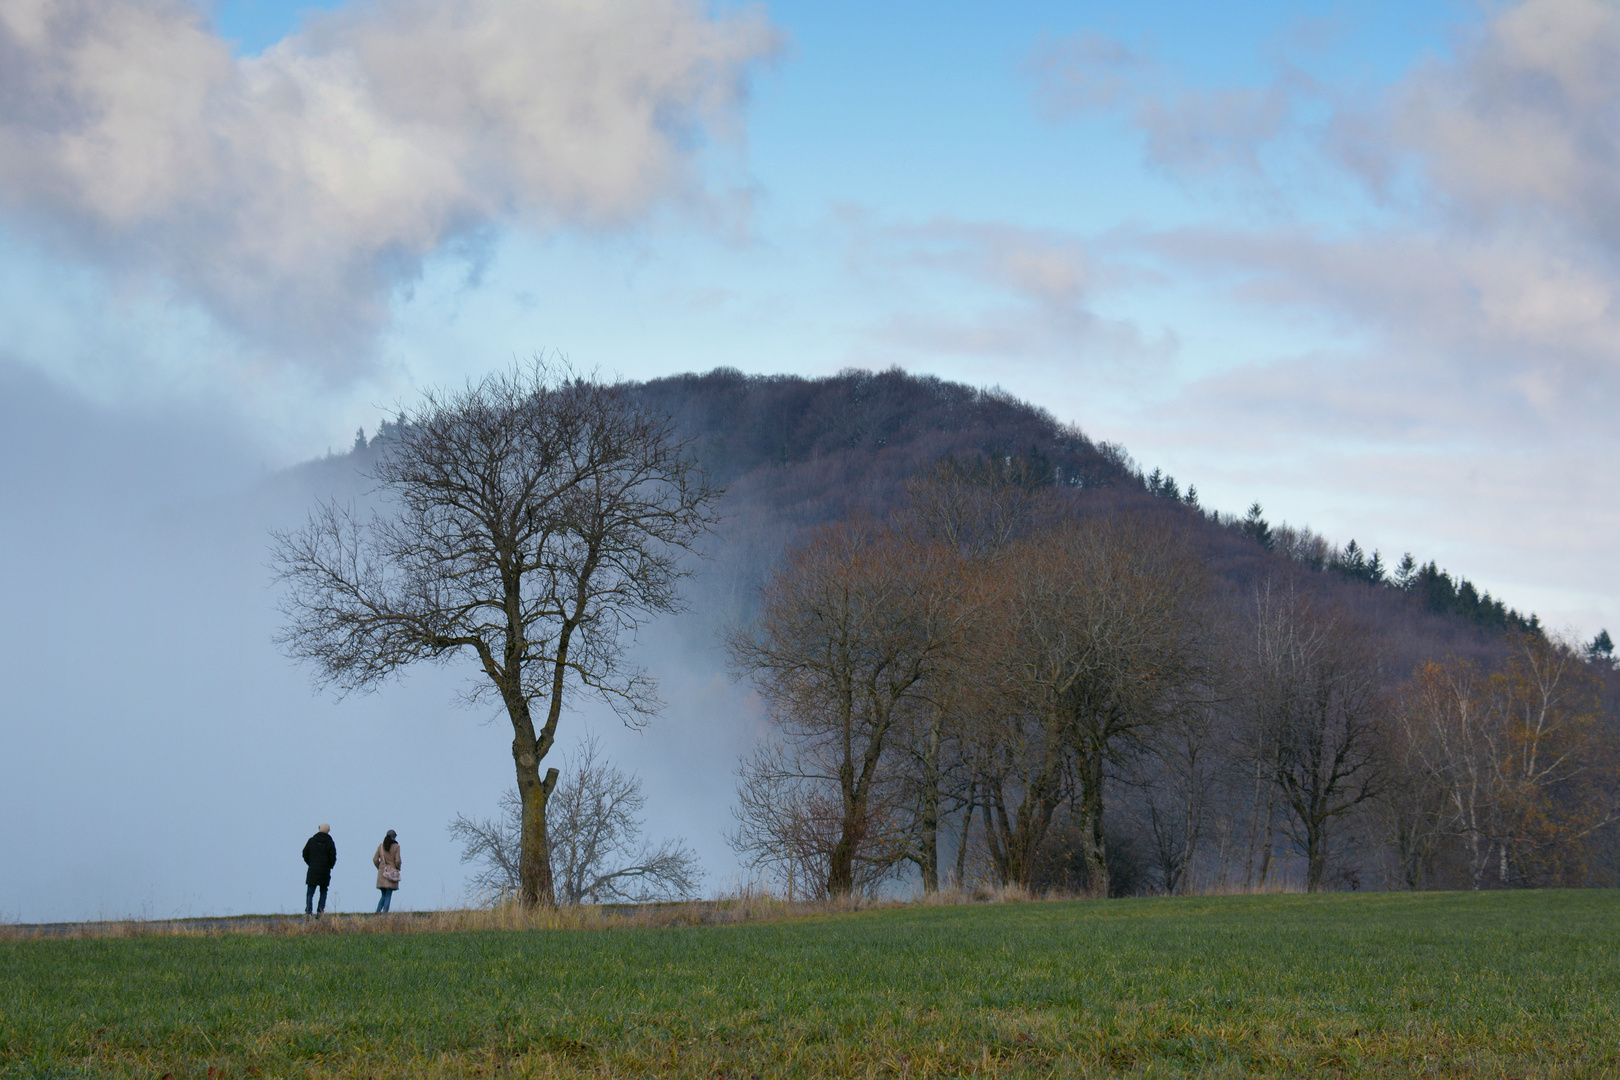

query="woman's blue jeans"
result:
[376,888,394,913]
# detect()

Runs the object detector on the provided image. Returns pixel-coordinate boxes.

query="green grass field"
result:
[3,891,1617,1078]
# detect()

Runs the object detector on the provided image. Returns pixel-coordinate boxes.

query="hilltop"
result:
[624,367,1559,660]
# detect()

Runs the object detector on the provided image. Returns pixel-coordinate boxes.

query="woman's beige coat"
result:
[374,843,402,890]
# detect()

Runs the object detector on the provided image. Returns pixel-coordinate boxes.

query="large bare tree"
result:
[1388,657,1497,888]
[986,515,1206,896]
[272,365,720,906]
[728,522,964,896]
[1243,583,1386,892]
[894,456,1052,891]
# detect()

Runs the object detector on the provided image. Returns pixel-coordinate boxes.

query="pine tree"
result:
[1394,553,1418,591]
[1589,629,1616,666]
[1335,539,1367,580]
[1242,502,1274,550]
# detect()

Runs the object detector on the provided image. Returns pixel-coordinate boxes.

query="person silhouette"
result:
[302,823,336,918]
[373,829,401,912]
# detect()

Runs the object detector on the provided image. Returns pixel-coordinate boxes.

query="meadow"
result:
[2,890,1616,1078]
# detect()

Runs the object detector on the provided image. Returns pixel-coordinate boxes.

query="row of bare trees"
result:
[726,463,1205,897]
[726,463,1617,898]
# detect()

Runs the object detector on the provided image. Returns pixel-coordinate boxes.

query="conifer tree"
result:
[1242,503,1274,550]
[1394,553,1418,591]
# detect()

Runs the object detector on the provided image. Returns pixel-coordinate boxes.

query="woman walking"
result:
[373,829,401,912]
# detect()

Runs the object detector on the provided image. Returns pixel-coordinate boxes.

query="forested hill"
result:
[333,364,1592,657]
[624,367,1580,655]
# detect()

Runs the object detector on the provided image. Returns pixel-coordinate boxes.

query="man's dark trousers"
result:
[305,883,328,914]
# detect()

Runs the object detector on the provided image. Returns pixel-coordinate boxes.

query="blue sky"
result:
[1,0,1618,918]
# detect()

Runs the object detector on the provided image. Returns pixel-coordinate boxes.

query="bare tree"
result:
[727,522,963,896]
[729,743,882,899]
[985,515,1206,896]
[450,788,524,900]
[1388,657,1496,888]
[1385,635,1615,890]
[894,456,1052,892]
[1138,700,1224,894]
[1492,634,1615,885]
[1243,583,1386,892]
[974,688,1069,890]
[273,364,720,906]
[450,736,702,904]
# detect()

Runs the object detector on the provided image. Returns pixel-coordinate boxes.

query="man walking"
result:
[302,823,337,918]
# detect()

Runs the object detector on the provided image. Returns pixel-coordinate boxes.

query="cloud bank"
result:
[0,0,779,364]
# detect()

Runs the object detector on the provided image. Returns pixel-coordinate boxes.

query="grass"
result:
[2,890,1617,1078]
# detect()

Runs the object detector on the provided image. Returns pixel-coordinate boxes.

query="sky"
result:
[2,0,1618,920]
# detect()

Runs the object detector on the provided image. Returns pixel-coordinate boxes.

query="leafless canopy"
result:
[975,514,1208,895]
[1241,582,1386,892]
[727,521,967,896]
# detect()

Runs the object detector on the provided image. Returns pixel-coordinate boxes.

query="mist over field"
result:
[0,365,767,923]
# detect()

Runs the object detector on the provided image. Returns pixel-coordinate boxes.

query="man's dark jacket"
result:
[303,832,337,887]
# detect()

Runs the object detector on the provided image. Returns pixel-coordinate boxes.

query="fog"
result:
[0,364,765,923]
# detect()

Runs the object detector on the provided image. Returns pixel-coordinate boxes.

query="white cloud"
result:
[1026,31,1152,114]
[837,212,1174,369]
[1027,28,1316,187]
[1388,0,1620,246]
[0,0,780,365]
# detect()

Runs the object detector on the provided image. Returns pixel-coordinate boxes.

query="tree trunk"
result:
[919,708,942,893]
[1075,751,1109,898]
[1305,819,1326,893]
[514,736,559,907]
[954,779,976,888]
[826,821,859,896]
[1176,781,1200,896]
[1256,792,1276,889]
[1004,791,1048,889]
[986,750,1062,890]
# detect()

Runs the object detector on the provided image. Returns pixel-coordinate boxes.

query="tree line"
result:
[727,459,1619,898]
